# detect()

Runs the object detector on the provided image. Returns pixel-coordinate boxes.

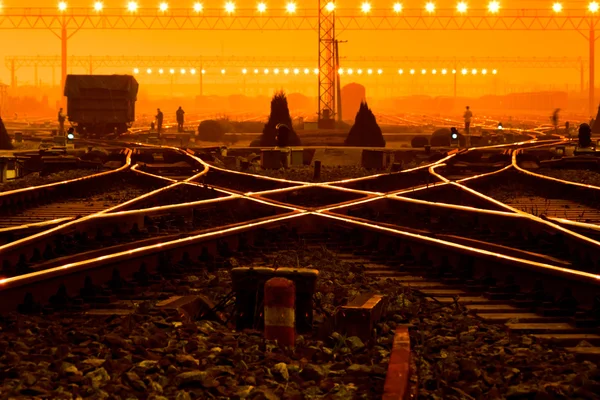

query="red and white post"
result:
[264,277,295,346]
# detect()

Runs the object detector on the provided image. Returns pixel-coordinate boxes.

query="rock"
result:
[236,385,254,398]
[273,362,290,381]
[61,362,81,376]
[104,333,128,348]
[300,364,325,382]
[137,360,159,370]
[175,391,192,400]
[85,368,111,389]
[149,380,163,393]
[124,371,147,391]
[175,371,219,388]
[347,364,371,375]
[175,354,199,367]
[83,358,106,368]
[346,336,365,352]
[22,372,37,386]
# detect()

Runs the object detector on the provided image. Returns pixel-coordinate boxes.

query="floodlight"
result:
[488,0,499,13]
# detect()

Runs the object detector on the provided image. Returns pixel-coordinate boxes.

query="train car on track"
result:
[64,74,138,137]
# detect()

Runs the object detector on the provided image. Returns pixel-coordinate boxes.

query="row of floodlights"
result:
[133,67,498,75]
[54,1,600,14]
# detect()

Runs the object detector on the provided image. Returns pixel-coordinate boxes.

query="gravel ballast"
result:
[0,245,597,399]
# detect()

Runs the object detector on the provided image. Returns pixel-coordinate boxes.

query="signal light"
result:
[67,132,75,140]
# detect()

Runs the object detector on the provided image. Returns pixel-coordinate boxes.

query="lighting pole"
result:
[591,11,595,117]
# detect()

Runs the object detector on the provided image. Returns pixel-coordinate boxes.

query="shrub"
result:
[430,128,452,147]
[0,118,13,150]
[198,120,226,142]
[411,136,429,148]
[258,91,301,147]
[344,102,385,147]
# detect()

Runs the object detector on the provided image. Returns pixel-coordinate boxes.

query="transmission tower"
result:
[318,1,335,129]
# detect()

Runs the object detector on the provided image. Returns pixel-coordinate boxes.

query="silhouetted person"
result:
[579,123,592,148]
[176,107,185,133]
[463,106,472,135]
[552,109,560,133]
[150,121,155,131]
[58,108,66,135]
[276,123,291,147]
[565,121,570,136]
[156,108,163,136]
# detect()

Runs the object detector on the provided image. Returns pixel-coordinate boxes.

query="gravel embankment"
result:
[224,162,422,183]
[0,246,597,399]
[534,168,600,187]
[0,170,103,192]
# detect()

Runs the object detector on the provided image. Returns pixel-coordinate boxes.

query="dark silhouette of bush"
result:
[430,128,451,147]
[344,102,385,147]
[198,120,226,142]
[0,118,13,150]
[579,123,592,147]
[258,91,301,146]
[411,136,429,148]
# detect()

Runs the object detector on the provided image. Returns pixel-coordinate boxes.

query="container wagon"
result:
[64,74,138,137]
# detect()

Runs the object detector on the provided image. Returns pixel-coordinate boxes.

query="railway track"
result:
[2,138,600,398]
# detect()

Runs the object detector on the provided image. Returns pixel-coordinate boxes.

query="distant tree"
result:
[430,128,452,147]
[258,91,301,146]
[344,102,385,147]
[0,118,12,150]
[411,136,429,148]
[198,120,226,142]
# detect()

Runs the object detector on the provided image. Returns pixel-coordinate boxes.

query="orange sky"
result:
[2,0,596,93]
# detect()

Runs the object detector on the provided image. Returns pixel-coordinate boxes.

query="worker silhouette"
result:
[156,108,164,136]
[176,107,185,133]
[579,123,592,148]
[552,109,560,133]
[58,108,66,135]
[276,123,291,147]
[463,106,473,135]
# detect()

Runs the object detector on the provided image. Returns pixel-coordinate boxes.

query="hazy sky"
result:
[3,0,595,89]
